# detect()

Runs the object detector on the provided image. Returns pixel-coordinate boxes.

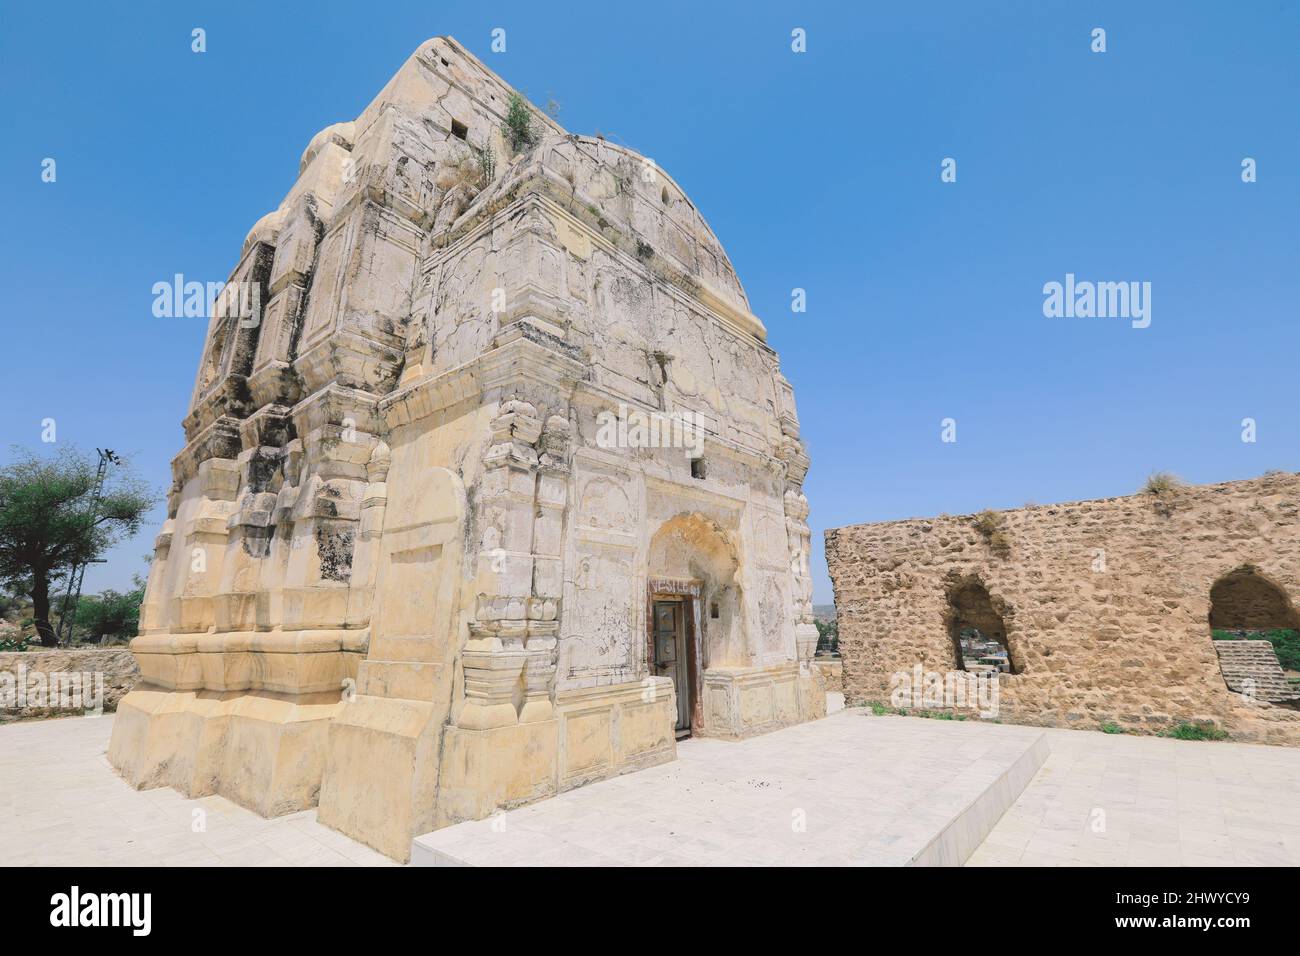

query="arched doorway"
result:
[1208,567,1300,705]
[945,578,1016,674]
[646,514,741,737]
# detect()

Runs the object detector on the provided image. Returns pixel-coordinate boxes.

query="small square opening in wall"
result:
[710,603,719,620]
[690,457,707,480]
[451,119,469,140]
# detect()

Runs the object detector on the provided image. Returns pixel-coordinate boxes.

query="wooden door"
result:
[652,599,691,735]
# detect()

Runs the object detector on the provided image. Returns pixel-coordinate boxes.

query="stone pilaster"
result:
[344,440,390,629]
[497,200,570,340]
[519,414,571,723]
[280,385,378,629]
[459,398,542,729]
[774,380,818,669]
[171,457,242,635]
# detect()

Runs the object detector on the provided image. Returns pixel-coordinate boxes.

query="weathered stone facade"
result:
[109,37,821,861]
[825,471,1300,745]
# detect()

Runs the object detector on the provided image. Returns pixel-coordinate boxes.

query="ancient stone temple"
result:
[109,36,822,861]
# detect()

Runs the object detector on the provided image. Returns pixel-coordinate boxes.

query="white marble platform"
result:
[413,709,1049,866]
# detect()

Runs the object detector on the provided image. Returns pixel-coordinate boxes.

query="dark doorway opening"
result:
[649,593,699,738]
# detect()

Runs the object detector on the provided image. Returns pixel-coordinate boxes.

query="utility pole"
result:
[55,448,119,645]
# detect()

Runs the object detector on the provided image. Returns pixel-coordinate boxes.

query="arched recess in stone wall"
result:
[647,513,742,668]
[1208,566,1300,632]
[1207,566,1300,703]
[944,577,1018,674]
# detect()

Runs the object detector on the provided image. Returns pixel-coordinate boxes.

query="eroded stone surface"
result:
[110,36,820,861]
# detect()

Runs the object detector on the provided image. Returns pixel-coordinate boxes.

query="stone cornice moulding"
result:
[643,471,747,519]
[427,183,770,348]
[566,379,786,478]
[537,191,769,346]
[380,324,588,429]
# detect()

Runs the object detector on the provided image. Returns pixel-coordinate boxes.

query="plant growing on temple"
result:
[0,447,155,647]
[501,92,540,154]
[475,143,497,186]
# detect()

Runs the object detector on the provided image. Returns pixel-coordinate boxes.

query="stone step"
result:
[1214,641,1300,703]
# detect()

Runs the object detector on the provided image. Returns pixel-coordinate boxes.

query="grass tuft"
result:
[1161,721,1228,741]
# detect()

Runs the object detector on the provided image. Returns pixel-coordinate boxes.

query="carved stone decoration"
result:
[520,639,558,723]
[109,35,821,863]
[459,645,527,729]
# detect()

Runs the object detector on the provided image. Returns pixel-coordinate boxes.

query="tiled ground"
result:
[4,708,1299,867]
[0,716,393,866]
[966,727,1300,866]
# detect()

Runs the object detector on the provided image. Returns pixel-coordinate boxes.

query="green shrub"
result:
[1162,721,1228,742]
[74,586,144,644]
[1099,721,1124,734]
[476,144,497,185]
[501,93,540,154]
[0,632,33,652]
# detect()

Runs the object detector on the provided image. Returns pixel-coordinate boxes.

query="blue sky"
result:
[3,0,1298,604]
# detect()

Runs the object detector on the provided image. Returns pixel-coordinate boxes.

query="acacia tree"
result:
[0,448,155,646]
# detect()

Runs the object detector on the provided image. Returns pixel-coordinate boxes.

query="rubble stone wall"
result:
[825,472,1300,745]
[0,648,139,722]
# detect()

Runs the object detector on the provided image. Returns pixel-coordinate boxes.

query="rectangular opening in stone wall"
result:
[691,458,707,480]
[451,119,469,140]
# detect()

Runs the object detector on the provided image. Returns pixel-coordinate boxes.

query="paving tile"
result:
[8,707,1300,868]
[0,716,399,867]
[977,726,1300,867]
